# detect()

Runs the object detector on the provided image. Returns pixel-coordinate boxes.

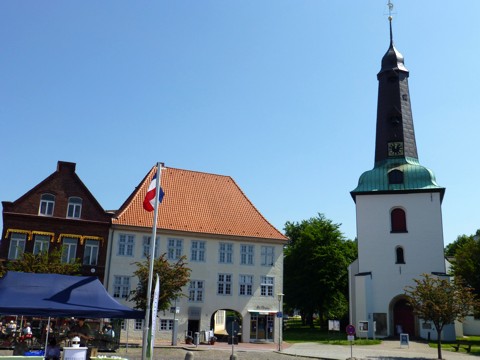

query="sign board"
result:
[346,324,355,335]
[358,321,369,332]
[347,335,355,341]
[276,311,283,318]
[400,333,409,348]
[328,320,340,331]
[63,347,88,360]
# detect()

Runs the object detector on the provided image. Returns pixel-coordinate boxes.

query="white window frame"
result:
[260,275,274,297]
[219,242,233,264]
[217,273,232,295]
[142,236,160,258]
[240,244,254,265]
[83,239,99,265]
[191,240,206,262]
[118,234,135,257]
[62,237,78,263]
[239,274,253,296]
[167,238,183,260]
[8,233,26,260]
[189,280,204,302]
[159,319,174,331]
[66,197,82,219]
[39,193,55,216]
[113,275,131,299]
[261,246,275,266]
[134,319,143,331]
[33,234,50,255]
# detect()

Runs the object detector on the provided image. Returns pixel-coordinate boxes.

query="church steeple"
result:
[351,12,444,200]
[374,15,418,164]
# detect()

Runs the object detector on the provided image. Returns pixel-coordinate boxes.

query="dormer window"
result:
[388,169,404,184]
[67,197,82,219]
[39,194,55,216]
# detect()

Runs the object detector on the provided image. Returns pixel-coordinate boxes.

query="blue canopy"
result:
[0,271,144,319]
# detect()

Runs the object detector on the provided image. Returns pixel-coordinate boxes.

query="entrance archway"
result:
[393,298,415,337]
[211,309,242,343]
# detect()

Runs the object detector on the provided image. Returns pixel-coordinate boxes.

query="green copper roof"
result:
[351,157,445,197]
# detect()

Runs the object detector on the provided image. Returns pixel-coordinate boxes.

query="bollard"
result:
[184,351,194,360]
[229,354,238,360]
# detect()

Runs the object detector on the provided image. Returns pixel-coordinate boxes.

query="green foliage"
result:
[445,229,480,257]
[129,254,191,312]
[284,213,357,327]
[4,247,82,275]
[405,273,479,359]
[451,232,480,298]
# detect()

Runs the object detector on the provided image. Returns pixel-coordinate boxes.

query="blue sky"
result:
[1,1,479,246]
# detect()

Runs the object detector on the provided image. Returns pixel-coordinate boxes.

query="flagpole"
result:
[142,162,163,360]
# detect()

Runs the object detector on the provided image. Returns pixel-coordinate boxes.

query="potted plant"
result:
[185,335,193,345]
[209,336,217,345]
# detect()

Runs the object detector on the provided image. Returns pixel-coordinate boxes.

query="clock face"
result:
[388,142,404,156]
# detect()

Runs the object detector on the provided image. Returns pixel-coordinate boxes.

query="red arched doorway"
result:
[393,298,415,337]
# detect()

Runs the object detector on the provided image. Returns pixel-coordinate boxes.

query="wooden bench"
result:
[452,340,473,353]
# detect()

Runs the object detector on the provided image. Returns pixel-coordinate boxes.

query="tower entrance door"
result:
[393,298,415,337]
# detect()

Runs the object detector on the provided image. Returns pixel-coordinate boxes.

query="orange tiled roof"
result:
[113,166,287,241]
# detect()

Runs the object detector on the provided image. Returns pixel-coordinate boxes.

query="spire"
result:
[374,9,417,164]
[351,2,444,201]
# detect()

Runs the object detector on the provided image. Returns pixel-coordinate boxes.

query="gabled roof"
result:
[113,166,287,242]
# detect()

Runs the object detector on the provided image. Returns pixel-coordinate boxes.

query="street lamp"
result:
[277,293,284,351]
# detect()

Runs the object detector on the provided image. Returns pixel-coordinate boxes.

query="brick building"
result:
[1,161,111,281]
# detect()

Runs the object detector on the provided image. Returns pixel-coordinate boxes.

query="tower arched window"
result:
[395,246,405,264]
[388,169,404,184]
[391,208,407,233]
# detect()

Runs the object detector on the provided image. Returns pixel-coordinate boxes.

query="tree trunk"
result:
[436,329,442,359]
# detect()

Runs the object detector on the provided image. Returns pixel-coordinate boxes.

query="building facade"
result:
[1,161,111,281]
[348,18,452,340]
[104,166,287,344]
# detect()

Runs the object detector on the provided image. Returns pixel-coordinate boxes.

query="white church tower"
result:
[348,14,451,340]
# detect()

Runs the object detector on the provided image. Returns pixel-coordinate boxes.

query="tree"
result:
[405,274,478,360]
[1,247,81,275]
[129,254,191,313]
[284,213,357,327]
[444,229,480,257]
[450,231,480,298]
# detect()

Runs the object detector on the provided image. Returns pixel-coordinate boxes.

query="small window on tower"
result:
[395,247,405,264]
[388,170,404,184]
[391,208,407,233]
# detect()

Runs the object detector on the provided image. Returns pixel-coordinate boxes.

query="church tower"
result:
[348,13,450,340]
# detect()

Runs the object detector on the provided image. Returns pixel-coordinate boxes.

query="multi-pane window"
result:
[159,320,174,331]
[240,245,254,265]
[260,276,274,297]
[189,280,204,302]
[191,240,206,262]
[167,238,183,260]
[217,274,232,295]
[134,319,143,330]
[113,276,130,298]
[261,246,275,266]
[66,197,82,218]
[83,239,99,265]
[239,275,253,296]
[120,321,126,331]
[142,236,160,258]
[118,234,135,256]
[39,194,55,216]
[33,234,50,255]
[62,237,78,263]
[8,233,26,260]
[219,243,233,264]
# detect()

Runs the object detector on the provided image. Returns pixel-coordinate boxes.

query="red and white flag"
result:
[143,173,165,212]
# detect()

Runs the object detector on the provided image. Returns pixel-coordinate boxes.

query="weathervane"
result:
[386,0,395,21]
